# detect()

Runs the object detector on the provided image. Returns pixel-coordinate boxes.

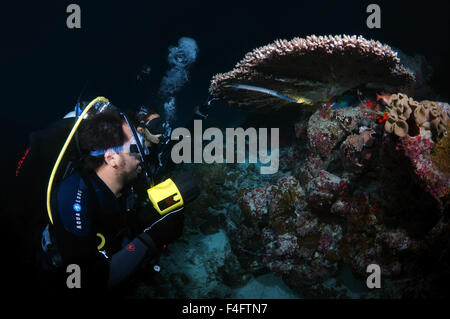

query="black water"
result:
[1,0,448,299]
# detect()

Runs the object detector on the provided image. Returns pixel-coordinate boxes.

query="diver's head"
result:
[145,116,165,136]
[79,109,142,192]
[136,106,160,126]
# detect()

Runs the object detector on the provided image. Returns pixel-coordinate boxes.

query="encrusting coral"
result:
[384,93,448,140]
[378,94,450,208]
[209,35,415,111]
[339,127,376,174]
[431,128,450,177]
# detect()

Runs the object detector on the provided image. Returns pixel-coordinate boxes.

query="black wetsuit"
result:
[47,170,158,294]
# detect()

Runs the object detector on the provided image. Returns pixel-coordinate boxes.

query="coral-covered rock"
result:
[395,135,449,209]
[330,194,383,231]
[261,215,343,285]
[240,183,277,224]
[431,123,450,177]
[307,109,346,155]
[240,175,306,227]
[339,127,376,174]
[306,170,348,212]
[376,228,426,254]
[279,147,301,172]
[169,83,448,300]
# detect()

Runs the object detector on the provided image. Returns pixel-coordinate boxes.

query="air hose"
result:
[46,96,109,224]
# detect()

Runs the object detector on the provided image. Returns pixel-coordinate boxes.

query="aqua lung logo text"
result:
[73,189,83,230]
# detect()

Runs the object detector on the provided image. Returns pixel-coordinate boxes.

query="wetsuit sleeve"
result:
[52,174,110,288]
[107,233,158,288]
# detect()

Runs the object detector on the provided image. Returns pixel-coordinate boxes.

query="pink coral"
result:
[396,135,450,208]
[339,127,376,174]
[376,229,426,253]
[306,170,348,212]
[307,110,346,155]
[240,183,276,220]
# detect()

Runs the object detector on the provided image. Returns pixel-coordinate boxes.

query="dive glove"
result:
[142,207,184,248]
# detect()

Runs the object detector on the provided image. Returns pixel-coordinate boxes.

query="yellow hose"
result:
[46,96,109,224]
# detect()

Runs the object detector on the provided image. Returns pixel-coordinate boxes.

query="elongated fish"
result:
[225,83,298,103]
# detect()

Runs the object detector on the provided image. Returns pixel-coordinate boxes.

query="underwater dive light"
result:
[147,172,200,215]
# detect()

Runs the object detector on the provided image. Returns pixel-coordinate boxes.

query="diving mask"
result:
[90,135,149,157]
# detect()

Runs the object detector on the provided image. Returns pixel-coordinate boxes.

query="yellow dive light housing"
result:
[147,179,184,215]
[147,172,200,215]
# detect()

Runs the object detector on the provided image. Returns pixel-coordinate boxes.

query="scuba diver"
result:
[135,106,163,150]
[36,98,201,296]
[133,97,218,180]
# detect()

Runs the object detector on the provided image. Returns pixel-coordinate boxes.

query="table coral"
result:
[210,35,414,111]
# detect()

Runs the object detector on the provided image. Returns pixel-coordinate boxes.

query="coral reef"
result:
[229,96,448,297]
[234,175,346,296]
[209,35,414,111]
[135,96,448,297]
[135,38,448,299]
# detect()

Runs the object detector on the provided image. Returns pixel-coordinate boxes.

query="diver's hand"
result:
[143,208,184,248]
[144,128,162,144]
[148,133,162,144]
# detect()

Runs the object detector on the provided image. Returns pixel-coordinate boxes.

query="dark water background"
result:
[1,1,448,298]
[2,0,449,183]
